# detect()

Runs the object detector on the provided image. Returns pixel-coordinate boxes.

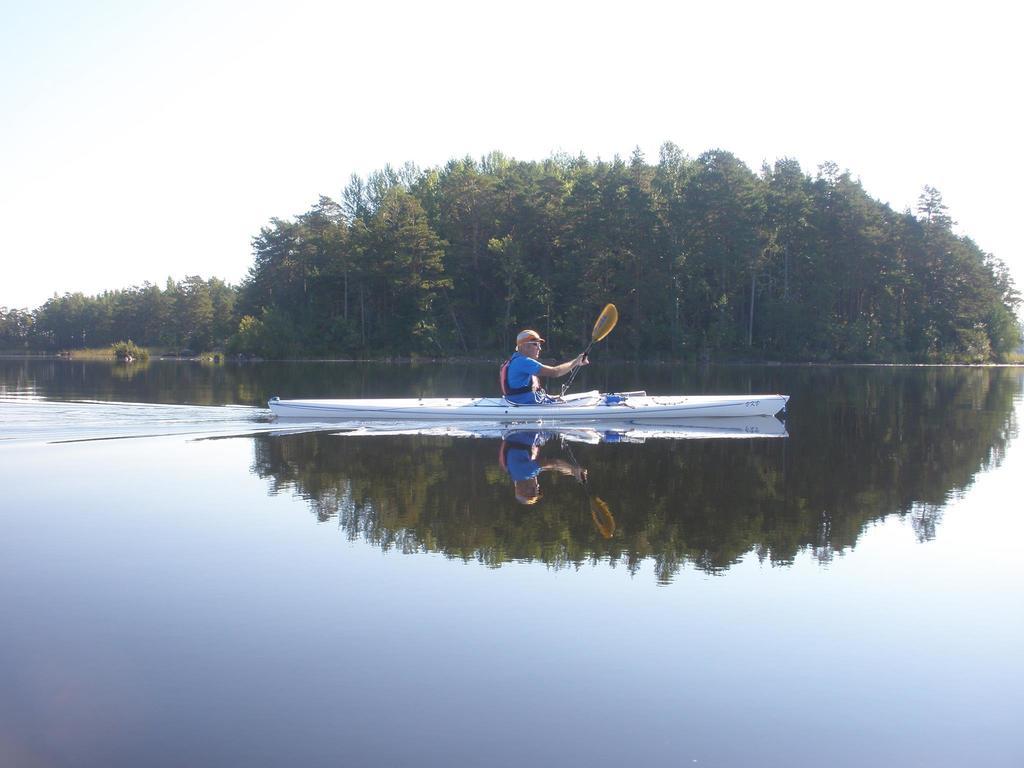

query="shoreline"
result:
[1,352,1021,368]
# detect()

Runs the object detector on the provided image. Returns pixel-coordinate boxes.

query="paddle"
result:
[589,494,616,540]
[560,436,616,539]
[560,303,618,397]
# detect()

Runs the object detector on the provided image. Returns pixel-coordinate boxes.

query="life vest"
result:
[500,352,540,396]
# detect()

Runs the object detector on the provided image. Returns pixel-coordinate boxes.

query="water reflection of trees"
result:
[5,359,1018,579]
[251,368,1020,582]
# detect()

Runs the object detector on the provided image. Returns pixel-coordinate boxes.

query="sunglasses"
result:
[524,340,543,347]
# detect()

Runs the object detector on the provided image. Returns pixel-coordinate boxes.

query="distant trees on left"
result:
[0,276,234,352]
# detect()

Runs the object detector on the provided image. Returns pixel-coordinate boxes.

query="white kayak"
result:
[267,390,789,421]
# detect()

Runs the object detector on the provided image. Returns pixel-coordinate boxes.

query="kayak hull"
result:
[267,391,789,421]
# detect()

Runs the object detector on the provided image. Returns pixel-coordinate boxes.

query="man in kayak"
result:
[500,329,588,404]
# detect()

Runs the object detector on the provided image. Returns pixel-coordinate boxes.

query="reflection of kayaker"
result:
[498,430,586,505]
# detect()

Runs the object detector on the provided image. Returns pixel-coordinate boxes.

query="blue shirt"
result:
[504,353,544,404]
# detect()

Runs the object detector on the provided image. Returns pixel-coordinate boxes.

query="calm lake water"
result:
[1,358,1022,767]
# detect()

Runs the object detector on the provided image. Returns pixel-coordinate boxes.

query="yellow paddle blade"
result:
[591,303,618,343]
[590,496,616,539]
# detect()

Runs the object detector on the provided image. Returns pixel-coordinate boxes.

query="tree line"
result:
[0,276,235,353]
[3,145,1020,361]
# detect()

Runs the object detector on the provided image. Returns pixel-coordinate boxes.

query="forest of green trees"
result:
[2,145,1020,362]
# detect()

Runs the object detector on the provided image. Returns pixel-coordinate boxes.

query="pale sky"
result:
[1,0,1020,311]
